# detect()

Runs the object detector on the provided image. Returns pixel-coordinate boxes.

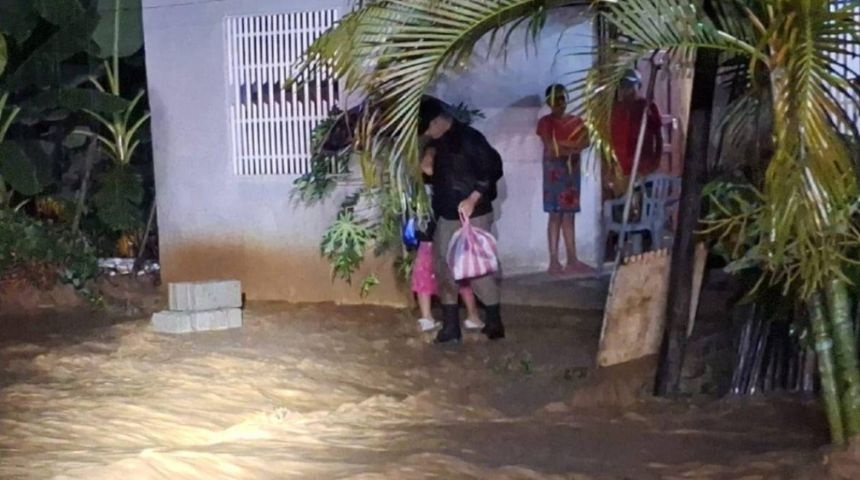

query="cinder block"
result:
[191,308,243,331]
[151,308,243,334]
[226,308,243,329]
[151,310,193,334]
[169,280,242,311]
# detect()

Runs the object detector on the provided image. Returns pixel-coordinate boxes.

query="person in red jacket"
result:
[608,69,664,197]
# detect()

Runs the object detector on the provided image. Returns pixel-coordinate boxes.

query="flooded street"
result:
[0,304,827,479]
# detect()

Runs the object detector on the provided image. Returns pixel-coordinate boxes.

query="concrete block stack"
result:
[151,280,243,333]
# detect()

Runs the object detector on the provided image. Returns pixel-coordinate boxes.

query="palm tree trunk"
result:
[809,291,845,445]
[826,278,860,437]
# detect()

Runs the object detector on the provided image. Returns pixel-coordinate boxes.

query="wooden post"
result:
[654,47,719,395]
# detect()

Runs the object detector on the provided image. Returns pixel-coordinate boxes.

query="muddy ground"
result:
[1,300,853,479]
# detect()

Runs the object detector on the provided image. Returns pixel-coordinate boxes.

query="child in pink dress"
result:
[412,147,483,332]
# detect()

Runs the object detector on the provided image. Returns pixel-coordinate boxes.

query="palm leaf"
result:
[299,0,571,212]
[569,0,764,171]
[712,83,773,182]
[758,0,860,295]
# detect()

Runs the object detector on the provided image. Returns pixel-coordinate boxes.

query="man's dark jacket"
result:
[428,121,503,221]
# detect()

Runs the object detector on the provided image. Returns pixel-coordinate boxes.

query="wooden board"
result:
[598,243,707,368]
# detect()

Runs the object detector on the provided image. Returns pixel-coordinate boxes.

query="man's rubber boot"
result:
[434,304,462,344]
[481,304,505,340]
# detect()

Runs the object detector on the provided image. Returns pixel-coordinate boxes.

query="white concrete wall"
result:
[430,8,599,274]
[142,0,403,304]
[142,0,597,303]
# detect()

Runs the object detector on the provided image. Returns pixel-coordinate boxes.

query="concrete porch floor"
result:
[501,272,609,311]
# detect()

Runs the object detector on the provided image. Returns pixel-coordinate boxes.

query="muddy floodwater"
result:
[0,304,829,479]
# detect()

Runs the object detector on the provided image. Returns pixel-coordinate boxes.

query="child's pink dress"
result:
[411,242,438,294]
[411,242,471,295]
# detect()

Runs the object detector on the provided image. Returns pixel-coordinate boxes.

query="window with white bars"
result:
[831,1,860,129]
[226,10,340,176]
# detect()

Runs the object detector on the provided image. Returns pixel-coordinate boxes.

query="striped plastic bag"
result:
[446,212,499,281]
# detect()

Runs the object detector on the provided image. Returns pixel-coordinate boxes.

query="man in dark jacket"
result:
[419,98,504,343]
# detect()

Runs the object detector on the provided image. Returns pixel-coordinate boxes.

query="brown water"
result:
[0,304,826,479]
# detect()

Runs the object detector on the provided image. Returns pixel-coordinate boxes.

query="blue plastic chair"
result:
[600,173,681,270]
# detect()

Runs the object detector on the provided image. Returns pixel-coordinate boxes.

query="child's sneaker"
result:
[417,318,441,332]
[464,317,485,330]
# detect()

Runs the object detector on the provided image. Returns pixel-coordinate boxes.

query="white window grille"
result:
[226,10,339,176]
[830,1,860,129]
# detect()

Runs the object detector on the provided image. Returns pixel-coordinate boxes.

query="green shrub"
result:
[0,210,98,289]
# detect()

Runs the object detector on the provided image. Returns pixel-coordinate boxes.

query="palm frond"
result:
[572,0,765,171]
[712,81,774,182]
[298,0,570,214]
[754,0,860,295]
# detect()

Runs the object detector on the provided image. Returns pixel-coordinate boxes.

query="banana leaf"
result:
[0,0,40,43]
[0,141,42,196]
[32,0,88,26]
[21,88,130,115]
[2,15,99,90]
[92,0,143,59]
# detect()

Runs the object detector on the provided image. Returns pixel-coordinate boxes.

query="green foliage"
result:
[293,159,339,203]
[360,274,379,298]
[0,34,7,77]
[91,165,143,232]
[315,187,419,295]
[0,1,40,42]
[0,210,98,288]
[93,0,144,59]
[320,210,376,282]
[0,0,142,90]
[0,141,42,196]
[32,0,87,25]
[0,0,152,258]
[2,14,97,91]
[701,179,764,271]
[82,89,150,166]
[394,250,415,283]
[19,140,57,187]
[449,102,485,124]
[24,89,131,115]
[491,352,536,376]
[293,110,351,202]
[294,102,485,206]
[294,99,482,294]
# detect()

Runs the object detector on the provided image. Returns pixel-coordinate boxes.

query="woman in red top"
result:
[536,84,592,275]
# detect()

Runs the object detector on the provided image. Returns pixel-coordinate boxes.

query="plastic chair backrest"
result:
[641,173,680,202]
[639,173,680,221]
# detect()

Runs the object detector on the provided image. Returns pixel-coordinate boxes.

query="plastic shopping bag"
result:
[446,212,499,281]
